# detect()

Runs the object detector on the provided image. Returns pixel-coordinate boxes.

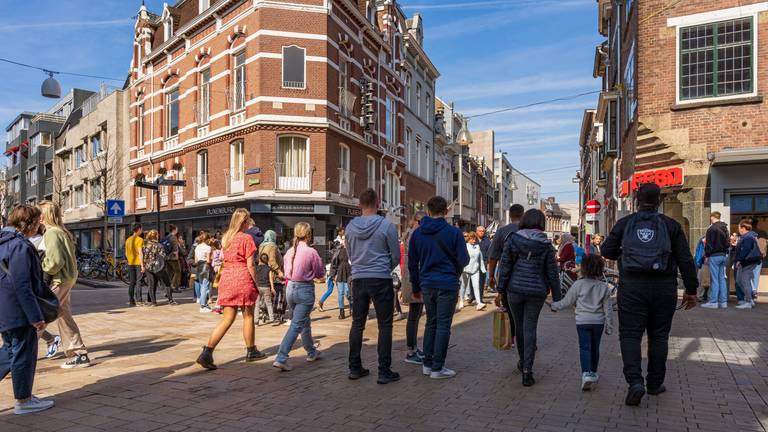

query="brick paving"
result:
[2,283,768,432]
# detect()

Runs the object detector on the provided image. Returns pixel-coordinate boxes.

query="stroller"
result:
[259,279,289,325]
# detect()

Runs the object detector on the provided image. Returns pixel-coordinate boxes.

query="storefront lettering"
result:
[620,167,684,197]
[273,204,315,213]
[206,206,236,216]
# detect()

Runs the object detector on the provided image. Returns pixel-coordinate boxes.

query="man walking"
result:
[488,204,525,339]
[701,211,729,309]
[125,223,144,306]
[346,189,401,384]
[476,225,492,295]
[602,183,698,406]
[164,225,181,293]
[408,196,469,379]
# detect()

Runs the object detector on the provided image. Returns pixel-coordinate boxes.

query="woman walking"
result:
[273,222,324,371]
[497,209,562,387]
[459,232,487,311]
[37,201,90,369]
[195,233,213,312]
[259,230,285,324]
[557,233,578,281]
[331,239,352,319]
[401,211,425,364]
[196,209,266,369]
[142,230,174,306]
[0,205,55,414]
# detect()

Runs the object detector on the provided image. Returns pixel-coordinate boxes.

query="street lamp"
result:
[456,117,473,145]
[41,71,61,99]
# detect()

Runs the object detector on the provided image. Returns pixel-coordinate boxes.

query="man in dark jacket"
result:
[735,219,761,309]
[702,211,729,308]
[488,204,526,341]
[602,183,698,406]
[408,196,470,379]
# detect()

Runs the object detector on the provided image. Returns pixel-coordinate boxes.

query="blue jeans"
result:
[320,278,334,304]
[194,281,201,299]
[276,281,317,363]
[337,282,349,309]
[422,287,458,371]
[753,264,763,297]
[576,324,604,373]
[0,325,38,400]
[199,278,211,306]
[707,255,727,304]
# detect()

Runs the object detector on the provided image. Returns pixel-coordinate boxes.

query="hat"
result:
[636,183,661,207]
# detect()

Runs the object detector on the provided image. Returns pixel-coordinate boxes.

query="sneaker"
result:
[430,367,457,379]
[61,354,91,369]
[45,336,61,359]
[625,383,646,406]
[737,300,746,306]
[422,365,432,376]
[14,396,54,415]
[581,372,592,391]
[377,369,400,384]
[719,302,728,309]
[348,368,370,380]
[736,302,753,309]
[404,350,424,365]
[199,306,212,313]
[307,350,322,362]
[588,372,599,383]
[168,300,179,306]
[700,302,719,309]
[283,319,291,326]
[647,384,666,395]
[457,301,464,311]
[394,312,406,321]
[272,360,292,371]
[476,303,487,311]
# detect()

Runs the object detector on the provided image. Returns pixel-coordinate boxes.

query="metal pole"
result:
[112,222,117,279]
[156,189,161,234]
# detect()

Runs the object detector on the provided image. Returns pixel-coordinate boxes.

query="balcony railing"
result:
[43,178,53,197]
[174,188,184,204]
[339,87,357,117]
[338,168,356,197]
[230,112,246,126]
[283,80,305,89]
[275,163,311,192]
[137,146,145,158]
[136,196,147,210]
[165,136,180,150]
[197,125,210,138]
[193,175,209,200]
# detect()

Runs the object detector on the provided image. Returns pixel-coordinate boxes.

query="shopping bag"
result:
[492,309,513,350]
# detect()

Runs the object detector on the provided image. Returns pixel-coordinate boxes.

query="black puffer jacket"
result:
[497,229,562,301]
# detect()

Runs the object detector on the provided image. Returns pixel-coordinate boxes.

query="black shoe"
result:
[128,301,137,307]
[245,347,267,362]
[377,369,400,384]
[625,384,646,406]
[522,371,535,387]
[647,384,666,396]
[339,309,346,320]
[348,368,370,380]
[196,346,217,370]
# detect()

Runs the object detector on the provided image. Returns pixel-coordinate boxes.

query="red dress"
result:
[217,232,258,307]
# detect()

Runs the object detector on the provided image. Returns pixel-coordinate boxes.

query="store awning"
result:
[711,148,768,166]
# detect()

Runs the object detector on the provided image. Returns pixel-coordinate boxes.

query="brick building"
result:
[127,0,409,254]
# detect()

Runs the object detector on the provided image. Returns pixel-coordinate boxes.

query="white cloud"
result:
[0,19,133,31]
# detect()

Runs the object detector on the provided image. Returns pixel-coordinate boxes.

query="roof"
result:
[5,112,36,131]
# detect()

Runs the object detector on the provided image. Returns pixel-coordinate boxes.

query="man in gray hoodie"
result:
[346,189,401,384]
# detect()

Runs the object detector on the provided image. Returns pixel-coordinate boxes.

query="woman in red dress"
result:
[196,208,267,369]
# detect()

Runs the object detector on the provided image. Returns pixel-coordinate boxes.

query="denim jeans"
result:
[406,302,424,350]
[320,278,335,304]
[349,278,394,373]
[753,264,763,297]
[422,287,458,371]
[576,324,604,373]
[460,272,482,304]
[0,325,38,400]
[199,278,211,307]
[507,293,545,371]
[127,265,142,303]
[707,254,727,304]
[737,264,759,302]
[337,282,349,309]
[194,280,201,299]
[276,281,317,363]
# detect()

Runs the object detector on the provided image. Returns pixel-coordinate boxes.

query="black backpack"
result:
[160,235,173,255]
[621,212,672,273]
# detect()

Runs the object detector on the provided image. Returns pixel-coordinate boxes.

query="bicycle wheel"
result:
[119,264,130,284]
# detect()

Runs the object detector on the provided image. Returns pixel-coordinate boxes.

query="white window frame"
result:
[405,72,412,108]
[230,139,245,194]
[28,167,37,187]
[668,3,766,105]
[90,132,103,159]
[197,150,209,198]
[282,45,306,90]
[385,96,396,144]
[91,178,102,203]
[199,69,211,124]
[232,51,246,111]
[74,146,85,169]
[138,103,145,148]
[163,17,173,41]
[425,92,431,123]
[367,155,376,190]
[199,0,210,11]
[339,143,351,196]
[166,88,179,138]
[74,185,85,208]
[277,135,310,191]
[416,83,422,117]
[174,169,184,203]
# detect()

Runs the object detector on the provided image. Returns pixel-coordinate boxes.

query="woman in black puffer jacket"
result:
[497,209,562,387]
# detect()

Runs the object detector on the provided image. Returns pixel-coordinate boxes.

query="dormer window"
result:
[163,17,173,41]
[199,0,210,11]
[367,2,376,27]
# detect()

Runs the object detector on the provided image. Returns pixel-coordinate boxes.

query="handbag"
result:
[0,260,60,324]
[212,263,224,289]
[492,309,513,350]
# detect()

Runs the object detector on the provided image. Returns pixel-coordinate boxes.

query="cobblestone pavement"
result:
[2,283,767,432]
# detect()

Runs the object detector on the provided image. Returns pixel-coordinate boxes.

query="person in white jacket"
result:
[459,232,487,311]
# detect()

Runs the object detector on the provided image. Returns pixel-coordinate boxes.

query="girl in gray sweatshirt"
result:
[551,254,614,391]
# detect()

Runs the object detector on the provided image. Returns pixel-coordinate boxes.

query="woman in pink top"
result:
[272,222,325,371]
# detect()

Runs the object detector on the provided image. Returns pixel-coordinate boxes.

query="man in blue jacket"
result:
[735,219,761,309]
[408,196,470,379]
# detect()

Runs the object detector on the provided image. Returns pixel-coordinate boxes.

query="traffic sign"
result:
[585,199,601,214]
[585,213,598,222]
[107,216,124,224]
[106,199,125,217]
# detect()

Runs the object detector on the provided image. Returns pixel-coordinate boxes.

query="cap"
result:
[636,183,661,207]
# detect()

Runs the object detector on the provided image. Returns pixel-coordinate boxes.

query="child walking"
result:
[550,254,613,391]
[256,253,276,324]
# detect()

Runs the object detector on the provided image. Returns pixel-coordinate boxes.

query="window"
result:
[230,140,244,194]
[406,128,414,170]
[138,104,145,147]
[423,142,431,181]
[367,156,376,190]
[62,189,71,210]
[233,52,246,111]
[74,185,85,207]
[199,69,210,123]
[385,171,400,208]
[91,178,102,203]
[626,0,634,21]
[62,153,72,173]
[679,17,753,101]
[339,144,351,195]
[367,1,376,26]
[414,137,421,176]
[425,92,431,122]
[624,42,636,128]
[385,97,396,144]
[90,133,102,159]
[405,73,412,108]
[74,146,85,168]
[277,136,309,191]
[163,18,173,41]
[197,150,209,193]
[166,89,179,137]
[416,83,422,116]
[199,0,210,11]
[27,167,37,187]
[282,46,306,89]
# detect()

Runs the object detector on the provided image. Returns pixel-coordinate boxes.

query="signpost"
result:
[585,199,601,222]
[135,178,186,233]
[105,200,125,280]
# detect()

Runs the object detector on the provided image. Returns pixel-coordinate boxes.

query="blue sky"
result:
[0,0,600,203]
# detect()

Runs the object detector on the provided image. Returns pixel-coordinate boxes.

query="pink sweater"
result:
[284,241,325,282]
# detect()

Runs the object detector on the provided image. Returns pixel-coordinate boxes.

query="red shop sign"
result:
[620,167,684,197]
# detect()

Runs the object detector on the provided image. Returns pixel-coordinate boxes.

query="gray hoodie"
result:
[345,215,400,279]
[551,278,614,333]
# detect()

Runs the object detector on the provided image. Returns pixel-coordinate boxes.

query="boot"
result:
[522,370,535,387]
[318,301,325,312]
[339,308,346,320]
[196,346,217,370]
[245,346,267,362]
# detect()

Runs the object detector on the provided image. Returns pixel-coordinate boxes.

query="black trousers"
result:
[618,280,677,389]
[406,302,424,350]
[127,265,141,303]
[349,278,394,373]
[147,270,172,304]
[507,292,545,371]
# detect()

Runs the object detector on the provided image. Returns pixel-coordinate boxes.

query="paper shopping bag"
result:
[492,309,513,350]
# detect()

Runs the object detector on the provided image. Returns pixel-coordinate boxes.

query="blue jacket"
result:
[408,216,469,293]
[497,229,562,301]
[0,228,45,332]
[735,231,762,266]
[694,237,706,269]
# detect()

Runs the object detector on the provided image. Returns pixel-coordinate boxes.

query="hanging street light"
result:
[41,71,61,99]
[456,117,473,146]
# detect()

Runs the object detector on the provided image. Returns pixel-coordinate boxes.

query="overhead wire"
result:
[0,57,124,82]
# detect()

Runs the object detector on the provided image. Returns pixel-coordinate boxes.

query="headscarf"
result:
[262,230,277,245]
[558,233,575,256]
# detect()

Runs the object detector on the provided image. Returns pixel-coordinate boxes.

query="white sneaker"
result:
[430,367,456,379]
[719,302,728,309]
[476,303,487,311]
[736,302,753,309]
[457,301,464,310]
[272,360,292,371]
[199,306,212,313]
[14,396,54,415]
[581,372,592,391]
[422,366,432,376]
[700,302,719,309]
[306,350,322,362]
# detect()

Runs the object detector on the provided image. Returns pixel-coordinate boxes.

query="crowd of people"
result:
[6,182,762,416]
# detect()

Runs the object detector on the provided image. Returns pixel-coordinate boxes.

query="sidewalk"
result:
[2,286,767,432]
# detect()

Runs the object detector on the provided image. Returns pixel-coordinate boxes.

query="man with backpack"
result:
[162,225,181,293]
[408,196,469,379]
[601,183,698,406]
[701,211,729,309]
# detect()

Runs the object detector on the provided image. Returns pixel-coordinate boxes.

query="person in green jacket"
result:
[38,201,90,369]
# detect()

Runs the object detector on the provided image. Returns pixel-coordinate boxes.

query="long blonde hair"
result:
[222,208,251,250]
[38,200,74,242]
[289,222,312,278]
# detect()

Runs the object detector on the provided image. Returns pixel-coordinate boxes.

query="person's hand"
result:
[278,271,285,279]
[32,321,45,332]
[703,257,708,265]
[412,292,423,302]
[681,294,698,310]
[271,288,276,296]
[736,262,742,269]
[140,266,145,273]
[493,293,502,308]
